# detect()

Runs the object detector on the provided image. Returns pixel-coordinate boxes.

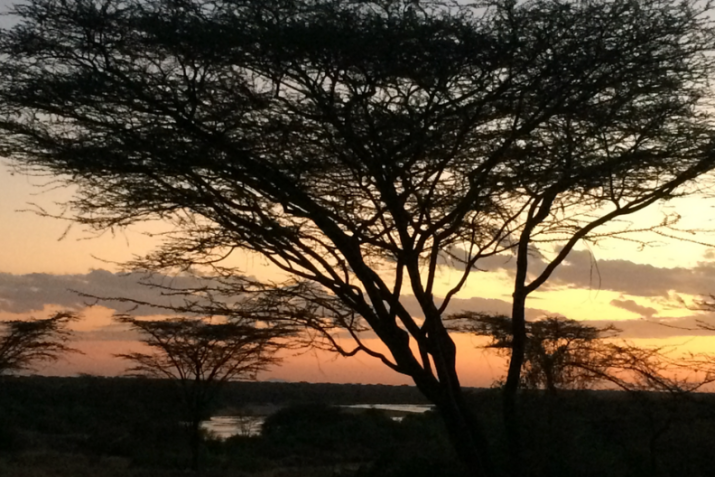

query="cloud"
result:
[397,294,550,321]
[539,250,715,298]
[2,268,714,342]
[584,314,715,339]
[609,299,658,318]
[443,248,715,298]
[412,291,715,339]
[75,324,141,342]
[0,269,223,315]
[0,267,552,321]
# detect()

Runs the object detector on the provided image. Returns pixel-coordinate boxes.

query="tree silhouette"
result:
[0,312,78,375]
[115,315,286,471]
[450,313,698,393]
[450,314,621,393]
[2,0,715,474]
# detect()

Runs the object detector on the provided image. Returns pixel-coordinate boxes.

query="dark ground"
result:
[1,376,715,477]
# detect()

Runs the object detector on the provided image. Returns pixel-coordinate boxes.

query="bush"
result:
[262,404,397,451]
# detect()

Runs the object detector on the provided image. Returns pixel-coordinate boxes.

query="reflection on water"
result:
[202,415,265,439]
[201,403,434,440]
[343,403,433,414]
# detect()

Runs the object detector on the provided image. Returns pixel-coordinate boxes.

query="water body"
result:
[202,415,265,439]
[201,403,434,440]
[343,403,433,414]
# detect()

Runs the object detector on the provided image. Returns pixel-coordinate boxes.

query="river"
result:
[201,403,434,439]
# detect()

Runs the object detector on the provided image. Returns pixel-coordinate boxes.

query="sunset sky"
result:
[2,0,715,387]
[4,163,715,387]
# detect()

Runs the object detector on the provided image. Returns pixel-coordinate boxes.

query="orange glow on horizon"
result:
[3,165,715,386]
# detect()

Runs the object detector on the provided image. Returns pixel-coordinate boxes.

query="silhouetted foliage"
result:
[451,315,621,392]
[0,312,77,375]
[3,0,715,474]
[262,403,399,462]
[453,314,705,394]
[116,315,287,470]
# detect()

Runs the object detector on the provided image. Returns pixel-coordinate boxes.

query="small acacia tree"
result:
[116,315,286,471]
[450,315,620,393]
[0,312,77,376]
[3,0,715,474]
[450,314,694,393]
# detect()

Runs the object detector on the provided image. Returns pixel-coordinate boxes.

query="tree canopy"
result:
[450,314,699,393]
[451,315,619,391]
[2,0,715,474]
[115,315,283,384]
[0,312,77,375]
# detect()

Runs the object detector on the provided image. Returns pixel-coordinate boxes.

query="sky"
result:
[2,0,715,387]
[4,164,715,387]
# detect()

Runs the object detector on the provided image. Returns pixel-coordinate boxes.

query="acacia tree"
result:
[116,315,285,471]
[450,315,621,393]
[450,314,697,393]
[0,312,77,375]
[2,0,715,474]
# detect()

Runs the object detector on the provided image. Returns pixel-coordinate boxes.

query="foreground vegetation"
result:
[1,376,715,477]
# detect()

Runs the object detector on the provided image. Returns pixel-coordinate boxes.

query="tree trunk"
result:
[190,416,201,472]
[414,376,495,477]
[184,384,210,473]
[503,292,527,477]
[437,399,494,477]
[410,310,496,477]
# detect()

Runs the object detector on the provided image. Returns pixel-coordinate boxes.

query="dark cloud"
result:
[585,315,715,340]
[0,270,221,315]
[541,250,715,298]
[609,299,658,318]
[399,292,714,340]
[0,268,549,324]
[75,324,141,342]
[443,247,715,298]
[3,269,714,342]
[73,310,715,343]
[397,294,549,321]
[437,249,519,273]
